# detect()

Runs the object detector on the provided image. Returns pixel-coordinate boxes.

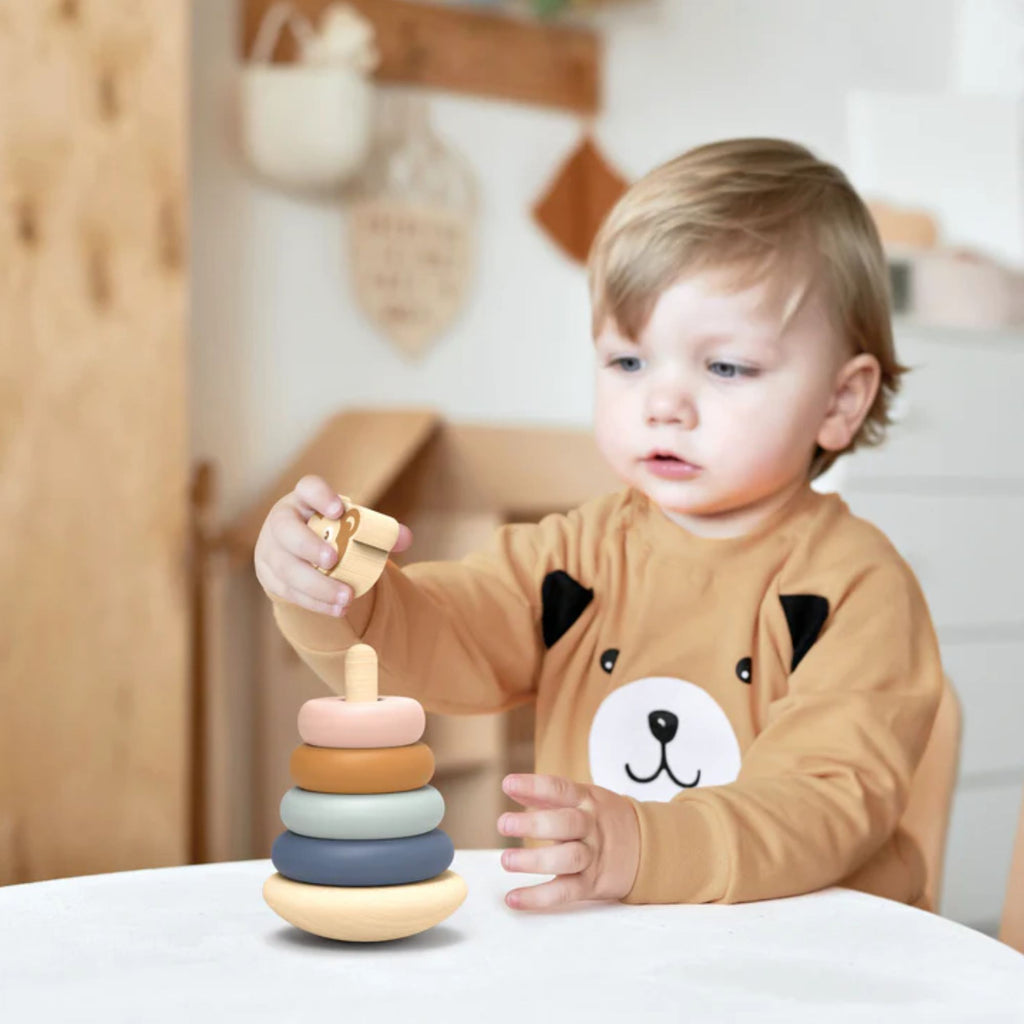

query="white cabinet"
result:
[839,325,1024,932]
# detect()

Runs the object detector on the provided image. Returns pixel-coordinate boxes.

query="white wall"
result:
[190,0,958,519]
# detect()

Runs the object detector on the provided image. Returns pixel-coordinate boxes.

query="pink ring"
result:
[297,696,426,749]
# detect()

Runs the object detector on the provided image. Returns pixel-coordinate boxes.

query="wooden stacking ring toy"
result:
[297,693,425,748]
[263,870,468,944]
[290,741,434,794]
[280,785,445,840]
[272,829,454,887]
[308,495,399,597]
[263,644,467,942]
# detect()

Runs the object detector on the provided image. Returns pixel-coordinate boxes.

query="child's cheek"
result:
[593,404,622,458]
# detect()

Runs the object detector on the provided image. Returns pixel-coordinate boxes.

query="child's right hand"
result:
[254,475,412,616]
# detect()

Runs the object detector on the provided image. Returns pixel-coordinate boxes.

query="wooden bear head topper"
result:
[314,506,361,561]
[307,497,399,598]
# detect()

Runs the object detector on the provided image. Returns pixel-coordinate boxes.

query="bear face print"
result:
[539,569,832,806]
[588,676,742,802]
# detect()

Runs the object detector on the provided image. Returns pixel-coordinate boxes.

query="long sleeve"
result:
[273,508,583,716]
[623,557,944,905]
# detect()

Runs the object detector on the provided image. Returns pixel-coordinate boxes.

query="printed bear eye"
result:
[736,657,752,683]
[600,648,619,673]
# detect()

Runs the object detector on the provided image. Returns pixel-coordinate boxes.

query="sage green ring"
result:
[280,785,445,841]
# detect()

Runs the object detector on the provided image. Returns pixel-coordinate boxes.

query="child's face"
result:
[593,268,859,537]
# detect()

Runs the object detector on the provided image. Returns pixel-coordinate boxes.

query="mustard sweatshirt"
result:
[273,483,943,908]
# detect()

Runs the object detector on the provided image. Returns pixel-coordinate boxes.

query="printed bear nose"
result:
[648,710,678,744]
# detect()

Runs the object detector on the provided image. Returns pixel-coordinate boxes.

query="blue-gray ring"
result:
[271,829,455,887]
[280,785,445,840]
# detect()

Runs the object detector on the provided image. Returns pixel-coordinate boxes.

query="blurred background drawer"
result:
[940,640,1024,780]
[845,328,1024,481]
[842,491,1024,632]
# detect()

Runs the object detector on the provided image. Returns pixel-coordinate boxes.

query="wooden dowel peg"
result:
[345,644,378,703]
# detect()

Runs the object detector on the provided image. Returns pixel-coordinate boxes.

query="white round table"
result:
[1,850,1022,1022]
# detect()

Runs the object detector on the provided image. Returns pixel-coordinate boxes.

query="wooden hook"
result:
[97,69,119,121]
[15,199,37,247]
[85,237,112,310]
[157,198,183,272]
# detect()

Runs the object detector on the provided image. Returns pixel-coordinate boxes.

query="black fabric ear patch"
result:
[600,648,619,673]
[735,657,752,683]
[541,570,594,649]
[780,594,830,671]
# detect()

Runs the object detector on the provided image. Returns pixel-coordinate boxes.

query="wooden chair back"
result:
[901,676,962,913]
[999,787,1024,952]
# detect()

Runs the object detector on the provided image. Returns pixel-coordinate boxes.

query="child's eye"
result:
[608,356,644,373]
[708,361,756,379]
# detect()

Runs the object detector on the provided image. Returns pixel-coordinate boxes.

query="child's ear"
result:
[817,353,881,452]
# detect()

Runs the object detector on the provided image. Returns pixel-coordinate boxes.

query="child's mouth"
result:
[643,453,701,479]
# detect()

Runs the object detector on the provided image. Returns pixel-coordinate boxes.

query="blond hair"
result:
[588,138,906,478]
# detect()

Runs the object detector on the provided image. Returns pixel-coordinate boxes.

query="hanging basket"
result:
[239,2,374,192]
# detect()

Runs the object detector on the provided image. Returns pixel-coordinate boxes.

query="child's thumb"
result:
[391,523,414,553]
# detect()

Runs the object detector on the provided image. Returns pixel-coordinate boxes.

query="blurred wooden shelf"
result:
[433,756,499,779]
[240,0,601,113]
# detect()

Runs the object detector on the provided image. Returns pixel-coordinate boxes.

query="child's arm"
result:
[271,506,580,716]
[622,559,943,906]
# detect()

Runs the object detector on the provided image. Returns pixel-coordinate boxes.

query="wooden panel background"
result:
[0,0,190,883]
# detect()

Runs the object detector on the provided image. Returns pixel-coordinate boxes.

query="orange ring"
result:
[290,742,435,794]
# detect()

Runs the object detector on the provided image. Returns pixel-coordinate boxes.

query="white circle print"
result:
[588,676,741,802]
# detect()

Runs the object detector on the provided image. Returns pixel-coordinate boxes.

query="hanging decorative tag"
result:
[532,132,628,264]
[348,95,477,357]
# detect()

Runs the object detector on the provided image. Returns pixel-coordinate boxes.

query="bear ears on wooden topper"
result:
[240,1,379,193]
[308,496,400,597]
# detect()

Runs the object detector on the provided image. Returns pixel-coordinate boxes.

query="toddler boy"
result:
[255,138,943,912]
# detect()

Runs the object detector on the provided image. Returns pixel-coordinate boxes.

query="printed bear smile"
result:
[624,748,701,788]
[588,678,741,800]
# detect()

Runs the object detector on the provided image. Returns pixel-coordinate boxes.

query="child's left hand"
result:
[497,773,640,910]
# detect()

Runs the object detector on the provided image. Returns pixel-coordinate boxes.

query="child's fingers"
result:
[501,840,592,877]
[260,563,348,617]
[392,523,414,553]
[275,505,341,572]
[292,475,345,520]
[278,556,352,608]
[502,774,582,810]
[505,872,589,912]
[498,807,589,842]
[291,479,412,556]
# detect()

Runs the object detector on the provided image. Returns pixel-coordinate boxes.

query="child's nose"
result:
[645,385,697,429]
